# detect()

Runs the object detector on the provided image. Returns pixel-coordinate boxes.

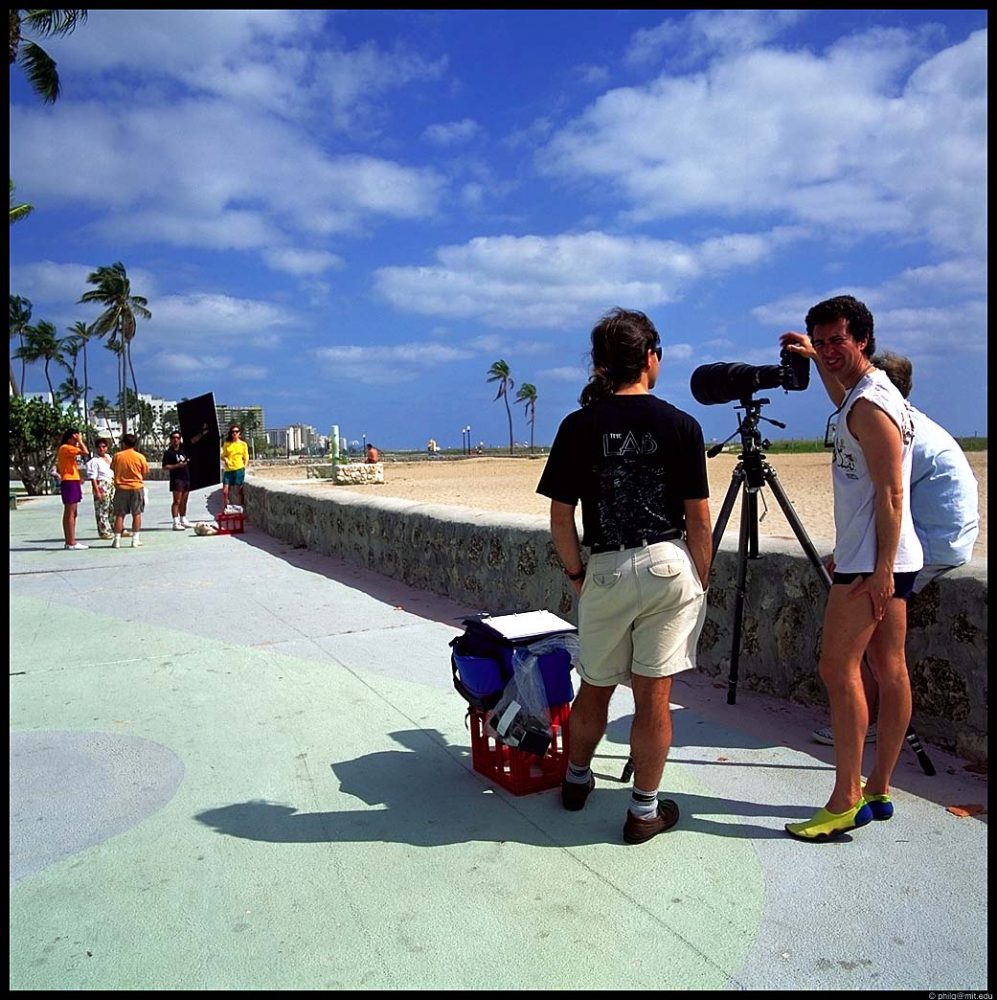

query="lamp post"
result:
[463,425,471,455]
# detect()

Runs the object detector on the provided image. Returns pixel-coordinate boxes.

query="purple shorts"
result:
[60,480,83,505]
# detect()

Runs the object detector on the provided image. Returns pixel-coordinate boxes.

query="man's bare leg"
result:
[862,598,911,797]
[630,674,673,793]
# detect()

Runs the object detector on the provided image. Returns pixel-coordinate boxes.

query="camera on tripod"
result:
[689,348,810,406]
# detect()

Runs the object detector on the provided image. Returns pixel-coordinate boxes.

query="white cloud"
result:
[10,101,445,253]
[422,118,481,145]
[541,28,987,255]
[626,10,804,67]
[264,248,345,277]
[375,229,788,329]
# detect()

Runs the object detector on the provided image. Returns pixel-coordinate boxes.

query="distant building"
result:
[265,423,318,454]
[216,404,265,435]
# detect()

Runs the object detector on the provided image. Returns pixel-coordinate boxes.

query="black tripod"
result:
[620,393,934,779]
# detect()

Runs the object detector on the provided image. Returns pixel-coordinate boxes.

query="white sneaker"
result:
[173,522,185,530]
[812,724,877,746]
[131,537,143,548]
[111,535,121,549]
[180,519,192,528]
[64,542,88,550]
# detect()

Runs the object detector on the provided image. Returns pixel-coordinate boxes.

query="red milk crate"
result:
[469,702,571,795]
[215,511,245,535]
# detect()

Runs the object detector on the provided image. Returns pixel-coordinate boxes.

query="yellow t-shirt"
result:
[110,448,150,490]
[56,443,84,481]
[221,439,249,471]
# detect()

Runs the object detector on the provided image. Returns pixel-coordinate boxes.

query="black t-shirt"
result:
[536,394,708,550]
[162,446,190,485]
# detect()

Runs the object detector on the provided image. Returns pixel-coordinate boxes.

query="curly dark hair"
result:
[804,295,876,357]
[580,308,661,407]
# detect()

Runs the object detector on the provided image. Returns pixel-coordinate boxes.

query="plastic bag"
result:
[486,634,580,756]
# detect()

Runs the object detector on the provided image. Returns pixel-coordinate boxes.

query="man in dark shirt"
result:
[537,308,712,845]
[162,431,192,530]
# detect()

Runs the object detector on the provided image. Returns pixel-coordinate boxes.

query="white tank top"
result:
[831,368,923,574]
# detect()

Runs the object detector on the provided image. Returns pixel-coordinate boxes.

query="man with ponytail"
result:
[537,308,712,844]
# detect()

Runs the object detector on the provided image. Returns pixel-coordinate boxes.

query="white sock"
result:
[629,786,660,820]
[565,762,592,785]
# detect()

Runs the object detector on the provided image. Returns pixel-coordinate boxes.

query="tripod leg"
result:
[711,466,744,556]
[764,465,935,776]
[727,486,753,705]
[763,466,831,585]
[904,726,936,776]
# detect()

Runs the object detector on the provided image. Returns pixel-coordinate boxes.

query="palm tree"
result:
[487,359,515,456]
[79,262,151,435]
[91,394,113,435]
[9,9,89,104]
[14,320,63,398]
[9,294,32,395]
[9,179,32,225]
[64,320,94,436]
[515,382,538,454]
[56,375,84,411]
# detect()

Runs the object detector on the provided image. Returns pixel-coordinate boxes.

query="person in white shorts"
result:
[537,308,712,845]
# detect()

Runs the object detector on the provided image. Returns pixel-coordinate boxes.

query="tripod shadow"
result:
[194,728,804,844]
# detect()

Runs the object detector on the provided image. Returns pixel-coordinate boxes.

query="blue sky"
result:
[9,9,988,450]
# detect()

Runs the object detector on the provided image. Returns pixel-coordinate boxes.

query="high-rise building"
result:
[215,404,265,435]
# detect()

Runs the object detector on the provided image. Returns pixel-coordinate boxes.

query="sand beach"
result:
[253,450,987,557]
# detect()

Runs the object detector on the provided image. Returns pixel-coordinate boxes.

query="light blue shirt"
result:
[909,405,979,567]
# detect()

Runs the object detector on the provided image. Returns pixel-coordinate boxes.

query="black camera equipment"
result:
[690,347,810,407]
[619,360,935,780]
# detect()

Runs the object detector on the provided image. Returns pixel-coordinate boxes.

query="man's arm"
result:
[848,398,905,620]
[550,500,584,594]
[779,331,845,407]
[684,498,713,588]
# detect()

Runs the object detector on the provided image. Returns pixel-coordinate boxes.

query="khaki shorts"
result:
[112,487,145,518]
[577,539,707,687]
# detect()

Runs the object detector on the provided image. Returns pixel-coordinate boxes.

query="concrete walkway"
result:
[9,482,988,990]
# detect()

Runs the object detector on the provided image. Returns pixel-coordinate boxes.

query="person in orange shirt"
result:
[56,428,90,550]
[109,433,150,548]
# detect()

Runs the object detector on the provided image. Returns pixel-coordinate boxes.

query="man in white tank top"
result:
[779,295,922,841]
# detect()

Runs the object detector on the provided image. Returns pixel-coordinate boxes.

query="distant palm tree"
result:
[15,320,63,397]
[80,262,151,435]
[9,179,32,225]
[64,320,94,436]
[487,359,515,456]
[91,394,113,435]
[9,294,32,395]
[515,382,538,454]
[56,375,84,410]
[9,9,89,104]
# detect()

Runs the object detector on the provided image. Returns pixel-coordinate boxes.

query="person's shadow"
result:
[195,729,817,845]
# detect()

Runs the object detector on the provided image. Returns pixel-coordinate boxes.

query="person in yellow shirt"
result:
[220,423,249,511]
[56,428,90,549]
[109,433,150,548]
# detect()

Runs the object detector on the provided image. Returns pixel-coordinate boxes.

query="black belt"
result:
[589,529,683,554]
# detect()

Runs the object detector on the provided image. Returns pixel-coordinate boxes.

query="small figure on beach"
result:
[163,431,192,530]
[110,433,150,548]
[85,437,115,539]
[365,443,380,463]
[56,428,90,549]
[221,423,249,511]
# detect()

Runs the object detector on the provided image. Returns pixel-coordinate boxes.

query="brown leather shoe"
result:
[623,798,680,844]
[561,775,595,811]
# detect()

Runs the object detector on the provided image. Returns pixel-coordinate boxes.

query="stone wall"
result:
[333,462,384,485]
[245,480,988,763]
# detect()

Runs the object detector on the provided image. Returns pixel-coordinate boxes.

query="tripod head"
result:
[706,395,787,465]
